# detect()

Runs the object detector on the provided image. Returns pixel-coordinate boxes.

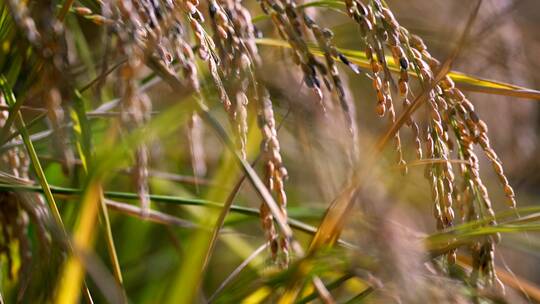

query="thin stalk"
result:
[104,199,197,228]
[0,182,356,246]
[79,58,128,93]
[201,172,249,273]
[0,86,28,145]
[96,185,126,302]
[2,111,48,144]
[342,287,375,304]
[297,273,354,304]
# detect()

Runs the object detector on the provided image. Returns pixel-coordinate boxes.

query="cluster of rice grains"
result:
[345,0,516,291]
[258,0,361,133]
[2,0,70,292]
[96,0,295,264]
[0,93,50,295]
[102,0,154,215]
[212,0,292,266]
[6,0,75,172]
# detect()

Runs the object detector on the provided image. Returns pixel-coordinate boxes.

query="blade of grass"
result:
[0,171,198,228]
[1,111,48,145]
[0,80,29,145]
[426,224,540,251]
[457,254,540,302]
[4,181,540,257]
[254,37,540,100]
[0,180,358,247]
[150,176,271,281]
[72,90,126,300]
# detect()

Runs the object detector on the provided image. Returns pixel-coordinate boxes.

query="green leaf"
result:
[255,38,540,100]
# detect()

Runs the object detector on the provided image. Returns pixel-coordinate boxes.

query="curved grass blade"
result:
[208,243,268,303]
[255,38,540,100]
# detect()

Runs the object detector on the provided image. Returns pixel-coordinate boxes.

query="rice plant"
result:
[0,0,539,303]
